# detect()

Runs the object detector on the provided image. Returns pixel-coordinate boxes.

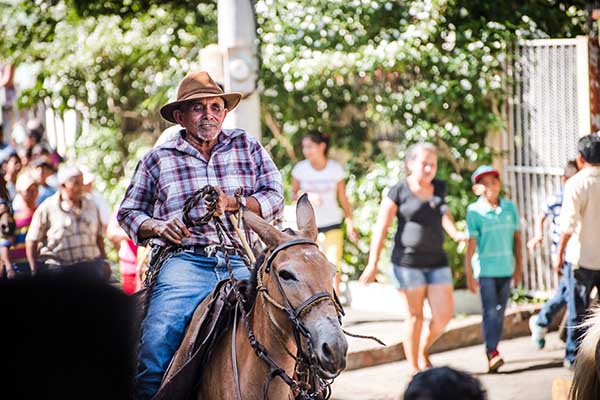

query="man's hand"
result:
[153,218,191,245]
[216,188,239,215]
[513,267,523,286]
[466,272,479,293]
[553,254,564,275]
[527,235,543,250]
[6,267,15,279]
[359,262,378,284]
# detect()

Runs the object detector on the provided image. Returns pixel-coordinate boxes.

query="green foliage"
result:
[75,125,153,208]
[510,287,545,305]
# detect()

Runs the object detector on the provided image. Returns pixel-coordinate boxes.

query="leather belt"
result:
[181,245,239,257]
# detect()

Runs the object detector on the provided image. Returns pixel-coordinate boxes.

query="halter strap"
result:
[264,238,317,273]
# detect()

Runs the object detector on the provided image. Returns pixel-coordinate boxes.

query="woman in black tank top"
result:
[359,142,465,376]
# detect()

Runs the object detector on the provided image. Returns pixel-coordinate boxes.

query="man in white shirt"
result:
[555,132,600,369]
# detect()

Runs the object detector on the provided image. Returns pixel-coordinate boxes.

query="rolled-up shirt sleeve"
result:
[249,141,284,223]
[117,159,156,245]
[559,179,579,235]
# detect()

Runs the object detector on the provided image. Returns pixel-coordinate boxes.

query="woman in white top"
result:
[291,131,358,298]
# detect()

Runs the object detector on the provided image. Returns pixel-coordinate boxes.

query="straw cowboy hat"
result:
[160,71,242,123]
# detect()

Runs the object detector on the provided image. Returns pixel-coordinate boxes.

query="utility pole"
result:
[216,0,261,138]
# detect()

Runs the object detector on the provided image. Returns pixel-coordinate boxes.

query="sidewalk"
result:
[342,301,557,371]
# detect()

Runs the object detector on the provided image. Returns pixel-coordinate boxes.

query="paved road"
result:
[331,332,572,400]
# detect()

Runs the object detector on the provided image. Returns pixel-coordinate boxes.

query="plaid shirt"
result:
[25,193,102,265]
[117,128,283,248]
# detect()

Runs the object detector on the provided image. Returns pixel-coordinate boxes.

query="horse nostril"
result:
[321,342,333,362]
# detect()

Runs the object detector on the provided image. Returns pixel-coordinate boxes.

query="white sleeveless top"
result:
[291,159,345,228]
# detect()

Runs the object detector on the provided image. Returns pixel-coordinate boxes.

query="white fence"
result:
[504,37,591,292]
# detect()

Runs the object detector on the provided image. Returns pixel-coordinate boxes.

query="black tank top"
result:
[387,178,449,268]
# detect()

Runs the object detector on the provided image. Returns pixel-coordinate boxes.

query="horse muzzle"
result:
[310,317,348,378]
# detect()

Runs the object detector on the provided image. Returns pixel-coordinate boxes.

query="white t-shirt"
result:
[291,159,345,228]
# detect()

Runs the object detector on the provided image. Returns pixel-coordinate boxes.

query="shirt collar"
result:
[58,197,81,215]
[579,165,600,177]
[161,128,244,157]
[475,196,506,214]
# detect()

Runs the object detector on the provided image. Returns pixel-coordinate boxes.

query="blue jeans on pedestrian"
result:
[565,265,600,363]
[134,250,250,400]
[536,262,572,327]
[479,277,511,355]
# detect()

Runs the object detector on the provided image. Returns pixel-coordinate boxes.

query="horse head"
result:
[243,194,348,379]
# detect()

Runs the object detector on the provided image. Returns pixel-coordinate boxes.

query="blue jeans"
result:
[565,265,600,363]
[479,277,511,355]
[536,262,572,327]
[134,250,250,400]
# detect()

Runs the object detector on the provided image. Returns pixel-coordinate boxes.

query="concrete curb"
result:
[346,304,562,371]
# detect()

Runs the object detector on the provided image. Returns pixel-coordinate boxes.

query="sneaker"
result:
[487,350,504,373]
[563,359,575,370]
[528,315,547,349]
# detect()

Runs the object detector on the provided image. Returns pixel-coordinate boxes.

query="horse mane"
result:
[570,305,600,400]
[241,253,264,310]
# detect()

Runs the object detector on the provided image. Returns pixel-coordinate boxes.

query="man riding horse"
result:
[117,71,284,400]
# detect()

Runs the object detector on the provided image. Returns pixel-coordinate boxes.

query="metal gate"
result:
[504,37,591,293]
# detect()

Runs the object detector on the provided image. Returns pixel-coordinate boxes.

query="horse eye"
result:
[278,270,298,281]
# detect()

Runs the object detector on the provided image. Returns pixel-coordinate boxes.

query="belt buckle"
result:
[205,245,219,257]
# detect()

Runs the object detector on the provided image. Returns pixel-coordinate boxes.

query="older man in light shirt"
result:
[554,133,600,369]
[25,165,109,279]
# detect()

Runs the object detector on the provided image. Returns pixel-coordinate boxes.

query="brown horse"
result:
[569,305,600,399]
[163,195,348,399]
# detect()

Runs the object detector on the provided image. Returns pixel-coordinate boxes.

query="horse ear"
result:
[242,210,288,248]
[296,194,318,240]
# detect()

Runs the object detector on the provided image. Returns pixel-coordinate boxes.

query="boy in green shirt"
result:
[465,165,523,373]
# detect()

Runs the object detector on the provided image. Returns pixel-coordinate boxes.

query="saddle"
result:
[151,278,248,400]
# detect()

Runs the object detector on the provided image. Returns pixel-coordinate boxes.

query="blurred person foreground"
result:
[0,269,135,400]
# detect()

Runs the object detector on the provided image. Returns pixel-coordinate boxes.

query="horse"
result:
[569,305,600,400]
[159,194,349,400]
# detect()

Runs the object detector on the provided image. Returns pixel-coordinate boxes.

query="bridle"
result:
[233,237,345,400]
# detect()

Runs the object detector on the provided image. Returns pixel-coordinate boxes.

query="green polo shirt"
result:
[466,197,519,278]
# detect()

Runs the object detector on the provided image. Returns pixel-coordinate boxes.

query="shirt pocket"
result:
[221,166,256,195]
[46,217,74,250]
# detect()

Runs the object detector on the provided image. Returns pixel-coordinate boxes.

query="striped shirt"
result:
[541,190,563,255]
[26,193,102,265]
[117,128,284,248]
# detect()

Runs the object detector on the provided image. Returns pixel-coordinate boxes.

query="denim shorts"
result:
[391,264,453,290]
